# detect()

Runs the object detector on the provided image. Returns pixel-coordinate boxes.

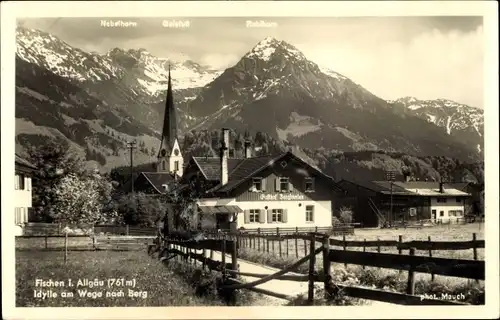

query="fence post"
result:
[304,237,308,256]
[222,236,227,280]
[362,239,366,270]
[64,231,68,264]
[406,247,416,295]
[257,228,261,252]
[277,227,282,257]
[342,234,347,268]
[307,234,316,305]
[377,237,381,270]
[231,239,238,273]
[286,235,289,257]
[428,236,434,281]
[472,233,478,283]
[322,235,331,300]
[295,227,299,258]
[398,235,403,274]
[202,248,207,270]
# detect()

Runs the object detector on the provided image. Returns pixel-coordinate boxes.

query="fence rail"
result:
[151,232,482,306]
[21,223,158,236]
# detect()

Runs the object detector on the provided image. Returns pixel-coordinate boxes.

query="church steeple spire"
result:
[158,63,178,157]
[156,64,184,178]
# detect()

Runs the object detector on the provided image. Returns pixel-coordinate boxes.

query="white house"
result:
[14,154,37,235]
[171,128,345,232]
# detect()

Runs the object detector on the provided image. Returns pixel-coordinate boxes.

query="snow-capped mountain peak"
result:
[245,37,307,62]
[16,27,222,95]
[390,96,484,154]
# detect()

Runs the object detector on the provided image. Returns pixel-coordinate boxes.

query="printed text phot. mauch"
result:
[5,4,496,320]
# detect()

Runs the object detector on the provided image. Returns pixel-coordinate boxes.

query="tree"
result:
[52,171,114,226]
[27,139,86,222]
[114,192,167,227]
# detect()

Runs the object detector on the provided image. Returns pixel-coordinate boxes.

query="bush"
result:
[339,207,353,225]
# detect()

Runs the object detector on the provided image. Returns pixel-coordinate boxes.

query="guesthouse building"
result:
[14,154,37,235]
[167,128,346,232]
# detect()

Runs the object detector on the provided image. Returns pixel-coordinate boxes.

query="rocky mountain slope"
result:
[388,97,484,153]
[15,28,483,171]
[15,27,219,169]
[182,37,481,161]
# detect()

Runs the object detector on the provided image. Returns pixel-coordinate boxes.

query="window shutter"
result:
[244,210,250,224]
[261,178,267,191]
[259,210,266,223]
[282,209,288,223]
[275,178,281,192]
[267,210,272,223]
[288,181,294,193]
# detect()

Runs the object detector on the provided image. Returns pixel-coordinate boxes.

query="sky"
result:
[18,16,484,108]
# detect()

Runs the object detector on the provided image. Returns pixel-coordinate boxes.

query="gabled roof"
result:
[121,171,177,194]
[208,152,345,194]
[190,156,247,181]
[141,172,177,193]
[15,154,37,170]
[338,179,471,196]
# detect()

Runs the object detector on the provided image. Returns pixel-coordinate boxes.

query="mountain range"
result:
[14,27,483,172]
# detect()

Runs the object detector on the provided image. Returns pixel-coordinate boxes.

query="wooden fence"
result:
[155,232,484,306]
[16,234,155,251]
[21,223,157,237]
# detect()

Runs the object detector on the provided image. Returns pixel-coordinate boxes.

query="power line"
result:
[127,141,137,193]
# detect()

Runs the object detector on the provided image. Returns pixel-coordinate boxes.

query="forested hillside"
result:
[110,129,484,186]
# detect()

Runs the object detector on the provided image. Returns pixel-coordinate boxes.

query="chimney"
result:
[220,128,229,186]
[244,140,252,158]
[439,182,444,193]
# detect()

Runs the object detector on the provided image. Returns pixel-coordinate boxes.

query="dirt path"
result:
[204,251,394,306]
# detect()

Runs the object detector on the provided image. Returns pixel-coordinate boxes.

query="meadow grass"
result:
[16,249,227,307]
[237,223,485,305]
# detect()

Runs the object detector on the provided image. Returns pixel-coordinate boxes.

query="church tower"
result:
[157,65,184,178]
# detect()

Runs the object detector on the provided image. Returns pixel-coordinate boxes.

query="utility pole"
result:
[127,141,137,194]
[385,170,396,227]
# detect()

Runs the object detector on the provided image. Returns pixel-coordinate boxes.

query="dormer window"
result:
[304,177,315,192]
[279,177,290,192]
[251,177,263,192]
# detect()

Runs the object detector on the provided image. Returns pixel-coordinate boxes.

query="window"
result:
[456,210,464,216]
[279,178,290,192]
[174,161,179,172]
[449,210,456,217]
[437,197,447,203]
[162,161,166,171]
[431,209,437,217]
[440,211,444,217]
[249,209,260,223]
[252,178,263,192]
[15,174,25,190]
[305,205,314,222]
[304,177,315,192]
[26,178,31,191]
[14,207,23,225]
[271,209,283,222]
[456,197,462,203]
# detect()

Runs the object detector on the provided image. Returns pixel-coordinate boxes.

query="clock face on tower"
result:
[174,149,179,156]
[160,149,167,157]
